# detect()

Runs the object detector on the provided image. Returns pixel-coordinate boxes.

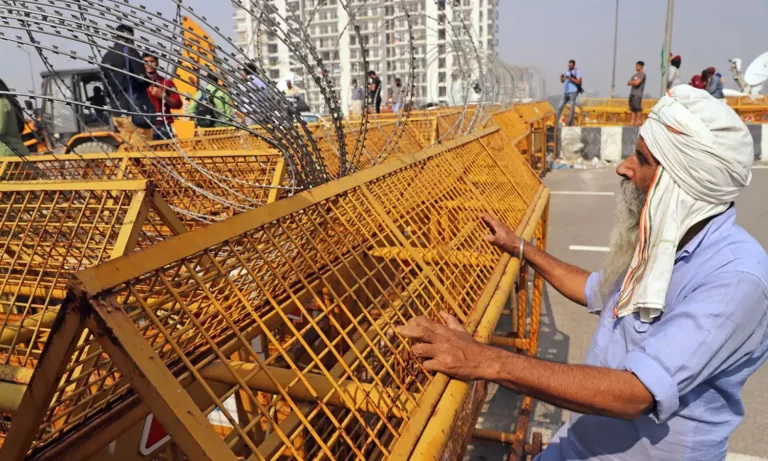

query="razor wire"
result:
[0,0,525,220]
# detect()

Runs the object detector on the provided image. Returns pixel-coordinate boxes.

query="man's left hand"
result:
[396,312,490,381]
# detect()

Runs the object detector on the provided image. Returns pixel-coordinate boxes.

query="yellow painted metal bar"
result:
[408,188,550,461]
[1,105,554,460]
[0,179,148,192]
[267,157,287,204]
[0,306,85,461]
[199,361,418,419]
[150,191,190,236]
[368,246,495,267]
[108,190,149,260]
[0,311,59,348]
[74,126,501,297]
[0,149,279,164]
[0,284,68,300]
[87,303,239,461]
[0,381,26,413]
[0,364,33,385]
[472,427,520,445]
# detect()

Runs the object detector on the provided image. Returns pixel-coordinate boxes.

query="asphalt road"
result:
[465,166,768,461]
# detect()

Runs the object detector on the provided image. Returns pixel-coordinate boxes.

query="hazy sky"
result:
[498,0,768,98]
[3,0,768,98]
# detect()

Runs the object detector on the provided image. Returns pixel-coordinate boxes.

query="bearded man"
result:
[398,86,768,460]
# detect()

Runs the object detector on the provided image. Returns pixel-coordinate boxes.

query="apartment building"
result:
[233,0,499,114]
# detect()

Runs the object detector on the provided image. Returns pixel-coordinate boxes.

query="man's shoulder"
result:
[101,48,119,64]
[700,223,768,286]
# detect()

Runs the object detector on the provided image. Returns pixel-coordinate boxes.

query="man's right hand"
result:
[480,213,521,256]
[150,85,164,99]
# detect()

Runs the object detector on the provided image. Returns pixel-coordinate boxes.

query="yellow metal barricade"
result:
[491,105,553,176]
[0,150,288,228]
[0,126,548,461]
[0,180,186,443]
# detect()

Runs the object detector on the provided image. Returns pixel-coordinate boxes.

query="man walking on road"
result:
[627,61,646,126]
[399,86,768,461]
[555,59,582,126]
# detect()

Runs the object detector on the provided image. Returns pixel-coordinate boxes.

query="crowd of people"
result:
[555,53,729,127]
[7,24,321,152]
[0,21,417,156]
[348,70,407,117]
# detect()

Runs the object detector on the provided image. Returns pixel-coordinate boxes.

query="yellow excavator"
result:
[20,16,215,154]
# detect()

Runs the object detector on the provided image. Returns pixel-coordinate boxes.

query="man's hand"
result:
[396,312,490,381]
[480,213,521,256]
[150,85,164,99]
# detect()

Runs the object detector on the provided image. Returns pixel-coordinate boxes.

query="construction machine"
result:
[19,16,215,154]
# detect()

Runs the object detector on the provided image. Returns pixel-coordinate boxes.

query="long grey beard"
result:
[599,180,648,304]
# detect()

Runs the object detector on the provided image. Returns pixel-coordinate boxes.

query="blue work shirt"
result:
[537,206,768,461]
[564,68,581,94]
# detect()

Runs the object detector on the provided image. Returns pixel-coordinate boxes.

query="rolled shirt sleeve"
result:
[584,271,609,314]
[620,271,768,423]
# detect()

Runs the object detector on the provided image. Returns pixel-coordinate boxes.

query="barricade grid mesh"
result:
[20,128,543,460]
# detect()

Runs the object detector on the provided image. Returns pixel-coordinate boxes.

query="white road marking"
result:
[752,165,768,169]
[569,245,611,253]
[550,191,615,196]
[726,454,768,461]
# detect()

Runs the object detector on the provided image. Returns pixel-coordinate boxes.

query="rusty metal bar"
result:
[199,361,418,419]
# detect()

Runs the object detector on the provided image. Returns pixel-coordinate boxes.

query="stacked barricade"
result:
[0,125,549,461]
[575,96,768,126]
[0,150,288,228]
[0,102,553,460]
[491,102,555,176]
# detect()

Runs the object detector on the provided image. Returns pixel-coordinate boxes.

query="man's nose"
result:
[616,159,632,180]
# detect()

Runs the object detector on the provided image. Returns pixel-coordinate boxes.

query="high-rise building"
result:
[233,0,499,114]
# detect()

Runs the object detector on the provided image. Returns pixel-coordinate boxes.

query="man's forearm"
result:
[483,348,653,420]
[523,243,590,306]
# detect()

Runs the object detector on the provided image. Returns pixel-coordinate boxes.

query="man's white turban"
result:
[616,85,753,322]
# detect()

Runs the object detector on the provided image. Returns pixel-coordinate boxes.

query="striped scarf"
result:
[614,85,752,322]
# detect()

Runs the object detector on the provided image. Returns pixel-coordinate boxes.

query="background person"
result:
[100,24,152,145]
[367,70,382,114]
[388,77,405,114]
[285,80,300,97]
[87,86,107,108]
[690,67,715,90]
[87,86,108,123]
[350,78,364,117]
[0,78,29,157]
[709,72,725,100]
[627,61,646,126]
[186,69,234,128]
[555,59,582,126]
[667,54,682,89]
[143,52,182,140]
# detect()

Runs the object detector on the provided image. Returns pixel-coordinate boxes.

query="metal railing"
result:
[0,126,548,461]
[572,96,768,126]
